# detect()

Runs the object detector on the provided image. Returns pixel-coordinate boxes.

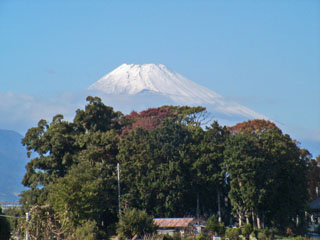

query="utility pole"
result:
[217,190,221,223]
[196,192,200,225]
[26,212,29,240]
[117,163,121,217]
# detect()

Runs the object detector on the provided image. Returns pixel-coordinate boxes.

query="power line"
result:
[0,214,23,219]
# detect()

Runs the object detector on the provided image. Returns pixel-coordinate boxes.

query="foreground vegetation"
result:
[1,96,319,239]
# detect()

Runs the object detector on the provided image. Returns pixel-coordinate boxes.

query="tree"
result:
[20,96,123,237]
[307,155,320,200]
[258,128,308,231]
[3,207,22,235]
[121,105,207,136]
[117,208,158,239]
[225,120,309,231]
[74,96,123,133]
[227,119,278,135]
[0,207,11,240]
[118,120,195,217]
[206,215,225,236]
[224,134,265,227]
[192,121,229,220]
[48,159,118,237]
[23,205,63,240]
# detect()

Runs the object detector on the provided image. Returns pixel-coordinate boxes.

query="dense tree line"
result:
[17,96,318,239]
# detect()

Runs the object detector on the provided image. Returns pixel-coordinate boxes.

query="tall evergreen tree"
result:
[118,120,195,217]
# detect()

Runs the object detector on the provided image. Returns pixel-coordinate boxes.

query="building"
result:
[153,218,195,236]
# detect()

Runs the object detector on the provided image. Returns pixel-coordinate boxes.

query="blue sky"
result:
[0,0,319,155]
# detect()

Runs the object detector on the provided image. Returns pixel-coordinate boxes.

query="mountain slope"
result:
[0,129,27,201]
[88,64,266,123]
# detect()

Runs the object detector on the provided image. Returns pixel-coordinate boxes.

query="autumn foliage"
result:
[228,119,279,135]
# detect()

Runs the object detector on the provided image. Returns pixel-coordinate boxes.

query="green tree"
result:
[192,121,229,219]
[225,227,241,240]
[74,96,123,133]
[258,128,308,231]
[3,207,22,235]
[224,134,264,227]
[118,120,195,217]
[307,155,320,200]
[225,120,308,231]
[20,96,123,237]
[117,208,158,239]
[48,159,118,237]
[74,220,99,240]
[0,207,11,240]
[23,205,63,240]
[205,215,225,236]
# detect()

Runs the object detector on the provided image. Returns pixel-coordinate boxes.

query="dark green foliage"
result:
[3,207,22,234]
[307,155,320,201]
[193,121,229,217]
[205,215,225,236]
[74,220,99,240]
[47,160,117,231]
[19,98,311,237]
[20,96,122,237]
[117,208,158,239]
[255,227,275,240]
[224,133,265,225]
[196,231,209,240]
[241,223,253,239]
[118,120,196,217]
[224,121,308,231]
[0,207,11,240]
[225,227,241,240]
[74,96,123,133]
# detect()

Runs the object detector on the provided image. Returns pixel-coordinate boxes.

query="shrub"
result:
[74,220,98,240]
[117,208,158,239]
[197,231,209,240]
[241,223,253,239]
[256,228,275,240]
[225,227,241,240]
[206,215,225,236]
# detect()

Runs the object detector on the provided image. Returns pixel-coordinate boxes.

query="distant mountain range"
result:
[0,129,27,202]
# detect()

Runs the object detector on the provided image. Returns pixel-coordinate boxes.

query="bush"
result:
[206,215,225,236]
[225,227,241,240]
[117,208,158,239]
[256,228,275,240]
[241,224,253,239]
[74,220,98,240]
[197,231,209,240]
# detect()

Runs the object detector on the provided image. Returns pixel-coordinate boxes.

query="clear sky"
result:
[0,0,319,155]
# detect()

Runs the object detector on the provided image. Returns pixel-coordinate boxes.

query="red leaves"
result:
[120,107,174,137]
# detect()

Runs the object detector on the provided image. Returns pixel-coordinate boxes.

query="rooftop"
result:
[154,218,194,228]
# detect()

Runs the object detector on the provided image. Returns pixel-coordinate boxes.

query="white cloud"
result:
[0,91,85,134]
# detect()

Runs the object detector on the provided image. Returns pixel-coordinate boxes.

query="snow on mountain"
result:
[88,63,267,121]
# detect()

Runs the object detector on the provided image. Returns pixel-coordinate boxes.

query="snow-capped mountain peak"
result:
[89,63,220,101]
[88,63,267,121]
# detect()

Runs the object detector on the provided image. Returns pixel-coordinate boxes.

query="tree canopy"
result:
[19,97,312,238]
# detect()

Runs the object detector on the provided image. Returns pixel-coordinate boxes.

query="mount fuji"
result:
[88,63,267,125]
